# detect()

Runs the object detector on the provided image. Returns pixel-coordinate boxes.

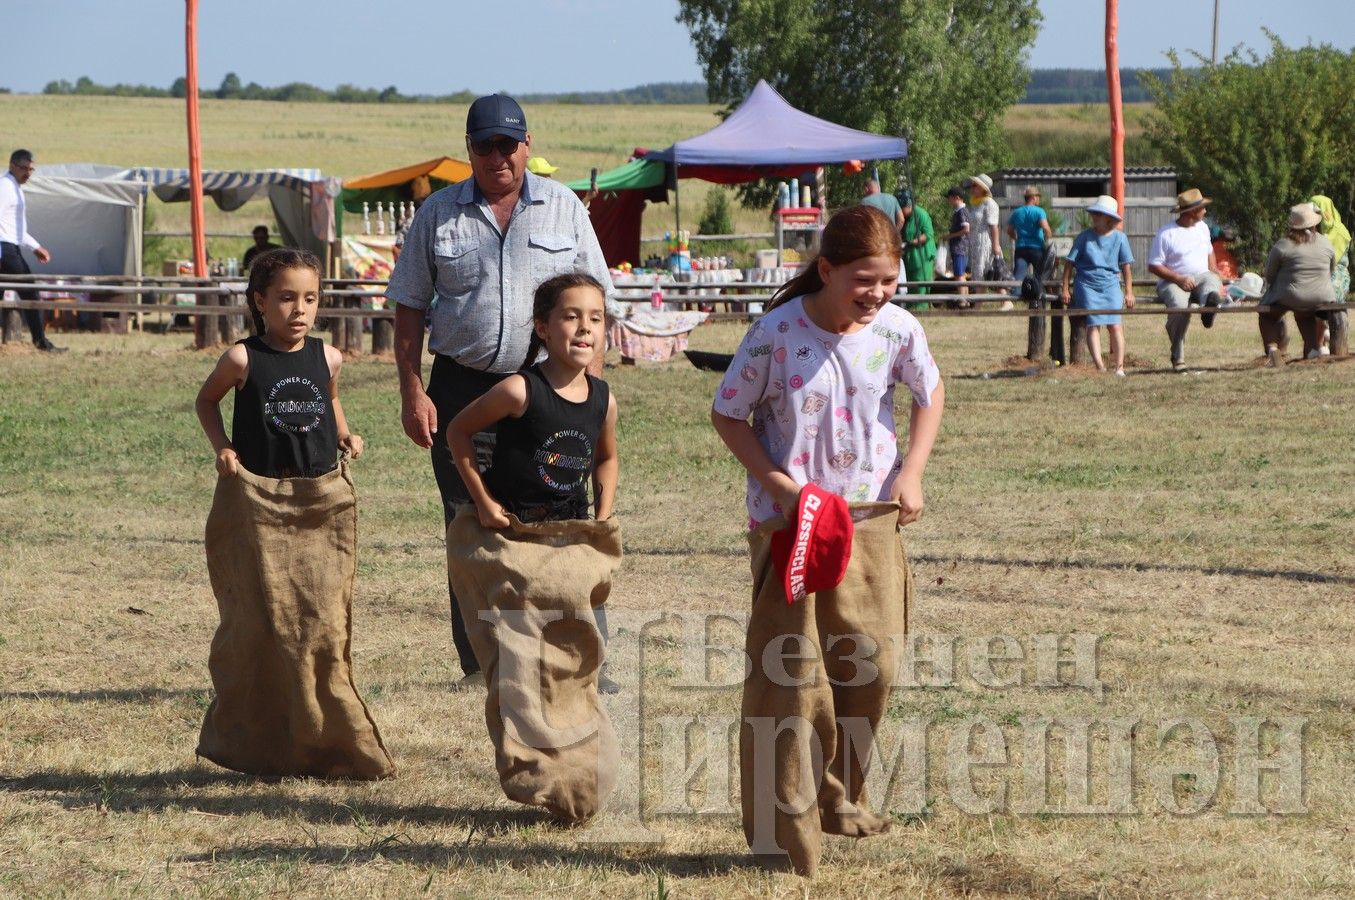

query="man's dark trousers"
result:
[0,242,49,346]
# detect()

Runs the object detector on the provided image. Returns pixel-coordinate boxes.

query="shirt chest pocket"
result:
[528,231,577,282]
[434,237,481,289]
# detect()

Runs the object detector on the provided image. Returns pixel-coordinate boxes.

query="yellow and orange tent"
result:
[340,156,472,212]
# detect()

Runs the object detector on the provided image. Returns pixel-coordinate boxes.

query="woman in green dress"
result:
[899,191,936,308]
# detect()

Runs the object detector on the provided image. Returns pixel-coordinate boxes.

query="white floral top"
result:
[712,296,940,525]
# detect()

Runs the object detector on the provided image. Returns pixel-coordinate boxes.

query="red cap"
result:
[770,483,854,604]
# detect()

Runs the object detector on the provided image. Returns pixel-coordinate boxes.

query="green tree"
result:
[217,71,242,99]
[1143,34,1355,265]
[698,186,735,235]
[676,0,1040,223]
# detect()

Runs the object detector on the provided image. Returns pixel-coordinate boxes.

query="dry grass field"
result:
[2,311,1353,898]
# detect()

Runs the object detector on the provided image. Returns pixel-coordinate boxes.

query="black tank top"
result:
[485,365,609,517]
[231,336,338,478]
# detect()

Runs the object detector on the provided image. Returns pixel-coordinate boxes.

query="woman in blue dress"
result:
[1060,196,1135,376]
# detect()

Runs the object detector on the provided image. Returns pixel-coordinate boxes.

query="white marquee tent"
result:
[25,166,147,277]
[31,164,341,278]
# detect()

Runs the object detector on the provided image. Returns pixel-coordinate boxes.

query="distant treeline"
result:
[40,74,709,105]
[37,71,1181,105]
[1023,68,1183,104]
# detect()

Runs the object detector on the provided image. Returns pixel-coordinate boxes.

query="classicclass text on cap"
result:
[466,94,528,142]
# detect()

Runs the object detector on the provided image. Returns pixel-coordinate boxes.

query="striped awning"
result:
[125,168,323,192]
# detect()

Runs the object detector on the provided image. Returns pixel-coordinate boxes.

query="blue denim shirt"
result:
[386,172,615,374]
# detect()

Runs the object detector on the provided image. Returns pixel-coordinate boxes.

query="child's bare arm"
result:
[710,409,802,515]
[195,344,248,477]
[448,376,528,528]
[592,394,619,519]
[324,345,363,458]
[891,378,945,527]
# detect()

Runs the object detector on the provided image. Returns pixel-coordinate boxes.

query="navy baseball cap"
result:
[466,94,527,142]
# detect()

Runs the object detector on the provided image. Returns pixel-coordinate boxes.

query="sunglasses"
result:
[468,136,521,157]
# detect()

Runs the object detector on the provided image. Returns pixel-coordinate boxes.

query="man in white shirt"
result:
[1,149,63,352]
[1147,188,1222,371]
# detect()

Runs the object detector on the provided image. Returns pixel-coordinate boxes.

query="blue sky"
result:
[5,0,1352,95]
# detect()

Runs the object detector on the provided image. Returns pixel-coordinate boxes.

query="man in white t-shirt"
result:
[1147,188,1223,371]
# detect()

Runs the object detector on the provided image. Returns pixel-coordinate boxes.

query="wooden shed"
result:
[992,166,1179,265]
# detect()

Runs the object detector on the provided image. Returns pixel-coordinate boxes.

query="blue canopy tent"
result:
[642,79,908,233]
[645,80,908,170]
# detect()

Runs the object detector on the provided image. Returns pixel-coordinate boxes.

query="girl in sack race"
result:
[711,205,944,877]
[192,248,394,780]
[443,272,622,822]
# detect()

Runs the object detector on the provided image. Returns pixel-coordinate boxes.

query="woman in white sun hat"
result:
[966,173,1002,284]
[1060,195,1135,375]
[1257,203,1336,366]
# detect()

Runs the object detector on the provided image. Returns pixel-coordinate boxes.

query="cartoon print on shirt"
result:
[801,390,828,415]
[829,447,858,471]
[711,299,941,526]
[740,365,758,383]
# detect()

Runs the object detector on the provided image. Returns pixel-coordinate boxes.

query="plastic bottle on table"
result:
[650,276,664,311]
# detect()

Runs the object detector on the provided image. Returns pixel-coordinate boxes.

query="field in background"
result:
[1,313,1353,897]
[3,95,1160,269]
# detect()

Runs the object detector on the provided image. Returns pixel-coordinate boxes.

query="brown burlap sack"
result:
[740,501,911,877]
[446,506,621,823]
[197,462,395,780]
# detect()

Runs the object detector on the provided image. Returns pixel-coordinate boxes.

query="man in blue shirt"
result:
[387,93,615,688]
[1006,185,1053,285]
[859,179,905,233]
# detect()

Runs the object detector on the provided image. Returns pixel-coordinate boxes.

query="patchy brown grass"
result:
[2,312,1353,897]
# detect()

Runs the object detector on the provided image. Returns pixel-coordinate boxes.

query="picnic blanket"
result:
[446,506,622,822]
[197,461,395,780]
[741,501,911,876]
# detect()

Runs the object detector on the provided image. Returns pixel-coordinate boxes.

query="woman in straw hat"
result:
[1257,203,1336,366]
[965,174,1002,287]
[1060,196,1135,376]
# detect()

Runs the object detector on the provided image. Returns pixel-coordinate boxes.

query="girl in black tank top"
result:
[445,273,621,690]
[196,249,363,478]
[447,273,619,528]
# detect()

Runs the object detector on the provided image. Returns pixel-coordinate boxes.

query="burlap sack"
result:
[197,462,395,780]
[446,506,621,822]
[740,501,911,877]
